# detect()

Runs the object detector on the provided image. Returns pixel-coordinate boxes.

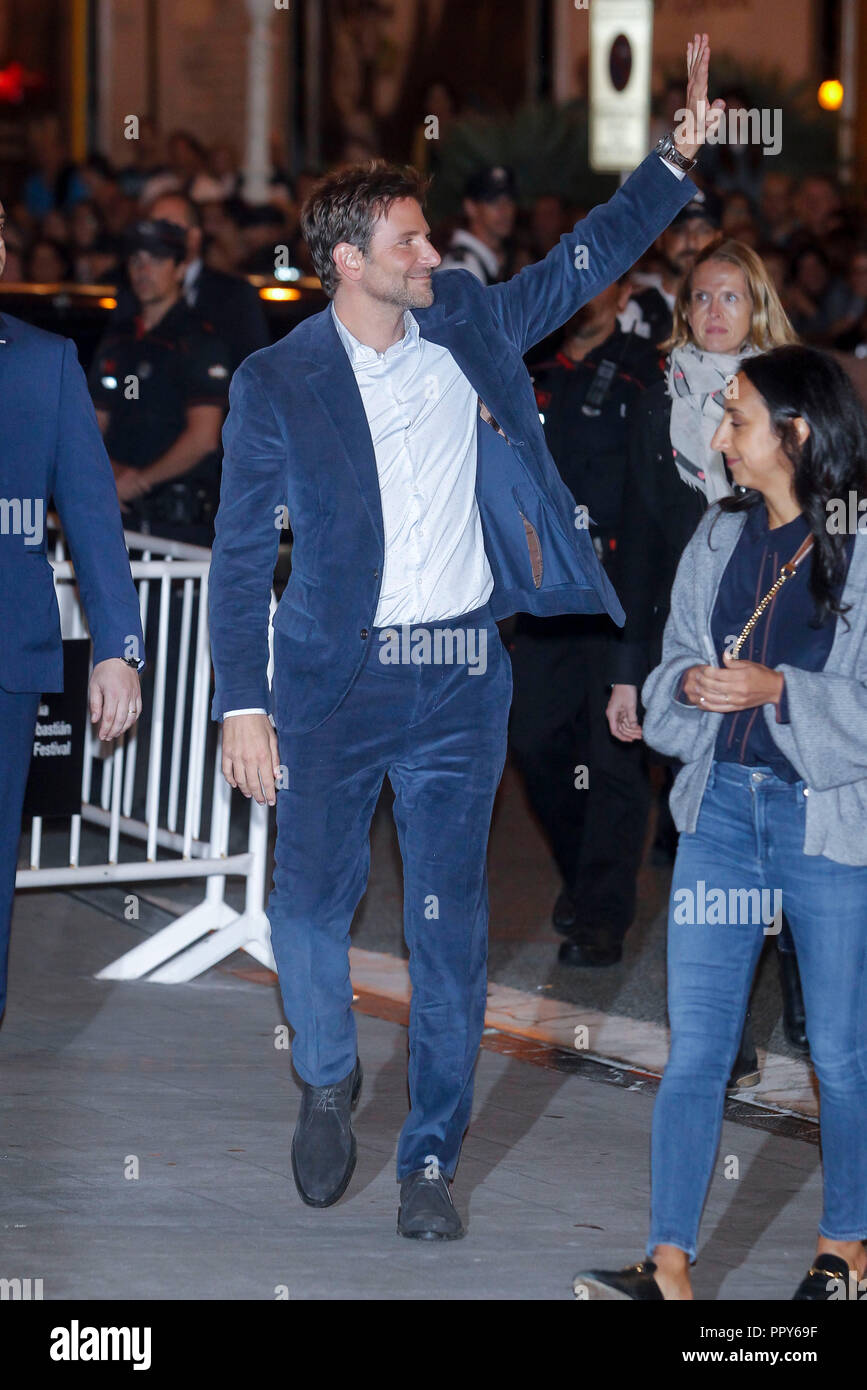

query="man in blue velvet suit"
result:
[0,197,145,1022]
[210,38,719,1238]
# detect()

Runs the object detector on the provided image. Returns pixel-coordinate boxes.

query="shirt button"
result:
[360,628,369,640]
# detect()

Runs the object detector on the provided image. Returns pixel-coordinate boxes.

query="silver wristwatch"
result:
[654,132,697,173]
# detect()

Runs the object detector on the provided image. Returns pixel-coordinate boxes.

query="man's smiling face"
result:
[353,197,442,310]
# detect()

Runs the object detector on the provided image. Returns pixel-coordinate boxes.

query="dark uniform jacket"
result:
[532,326,663,577]
[89,300,231,530]
[609,375,706,689]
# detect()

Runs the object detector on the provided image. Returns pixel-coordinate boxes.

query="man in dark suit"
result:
[209,36,716,1240]
[0,196,145,1023]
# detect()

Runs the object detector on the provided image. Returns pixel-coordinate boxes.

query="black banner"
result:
[22,638,91,819]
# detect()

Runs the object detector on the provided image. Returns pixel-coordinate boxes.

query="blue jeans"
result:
[267,605,512,1179]
[649,759,867,1261]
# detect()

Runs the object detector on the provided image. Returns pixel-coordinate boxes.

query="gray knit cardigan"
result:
[642,506,867,866]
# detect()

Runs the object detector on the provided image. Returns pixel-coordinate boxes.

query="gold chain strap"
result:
[730,535,814,660]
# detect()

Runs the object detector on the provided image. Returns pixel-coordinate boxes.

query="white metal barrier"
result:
[15,524,277,983]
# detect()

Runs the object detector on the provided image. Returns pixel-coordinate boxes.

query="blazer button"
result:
[360,628,369,639]
[372,569,379,579]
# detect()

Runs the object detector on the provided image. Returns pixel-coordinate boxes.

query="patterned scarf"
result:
[665,341,758,503]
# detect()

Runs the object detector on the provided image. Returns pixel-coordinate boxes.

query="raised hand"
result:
[674,32,726,162]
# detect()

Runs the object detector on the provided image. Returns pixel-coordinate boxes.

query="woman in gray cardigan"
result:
[575,345,867,1301]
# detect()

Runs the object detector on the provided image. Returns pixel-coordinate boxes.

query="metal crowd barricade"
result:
[15,524,278,983]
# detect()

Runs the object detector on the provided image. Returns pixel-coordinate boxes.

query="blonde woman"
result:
[602,240,803,1081]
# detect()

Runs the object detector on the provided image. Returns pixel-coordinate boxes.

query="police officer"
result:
[439,166,517,285]
[89,218,231,548]
[507,274,662,967]
[624,190,721,347]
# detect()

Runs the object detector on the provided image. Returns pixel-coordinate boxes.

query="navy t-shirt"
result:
[710,504,853,781]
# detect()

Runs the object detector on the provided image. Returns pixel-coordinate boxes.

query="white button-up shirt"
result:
[331,303,493,627]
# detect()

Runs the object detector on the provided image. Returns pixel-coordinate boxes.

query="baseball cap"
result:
[463,165,517,203]
[123,218,188,261]
[671,189,722,230]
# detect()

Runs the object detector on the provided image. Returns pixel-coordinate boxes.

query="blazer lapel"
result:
[302,311,384,548]
[0,313,15,403]
[417,307,525,442]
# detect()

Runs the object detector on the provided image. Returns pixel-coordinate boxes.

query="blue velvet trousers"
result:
[267,605,512,1179]
[0,686,41,1021]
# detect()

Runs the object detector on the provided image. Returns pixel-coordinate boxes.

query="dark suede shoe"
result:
[792,1253,857,1300]
[573,1260,665,1301]
[291,1058,362,1208]
[397,1169,465,1241]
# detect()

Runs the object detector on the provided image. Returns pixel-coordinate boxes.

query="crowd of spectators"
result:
[3,102,866,359]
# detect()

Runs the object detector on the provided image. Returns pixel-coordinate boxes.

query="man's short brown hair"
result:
[300,160,429,298]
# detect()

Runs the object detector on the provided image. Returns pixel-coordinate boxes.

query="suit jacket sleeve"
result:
[208,362,286,721]
[486,154,696,355]
[51,338,145,668]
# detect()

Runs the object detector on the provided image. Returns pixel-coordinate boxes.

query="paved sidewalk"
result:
[0,891,824,1301]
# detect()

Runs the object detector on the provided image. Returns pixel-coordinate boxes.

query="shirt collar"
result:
[330,303,420,368]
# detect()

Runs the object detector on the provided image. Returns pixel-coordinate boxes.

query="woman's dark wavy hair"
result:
[716,344,867,624]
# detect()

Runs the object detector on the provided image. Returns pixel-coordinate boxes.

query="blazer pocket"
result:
[274,601,315,641]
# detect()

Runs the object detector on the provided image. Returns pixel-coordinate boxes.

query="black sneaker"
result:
[291,1058,362,1207]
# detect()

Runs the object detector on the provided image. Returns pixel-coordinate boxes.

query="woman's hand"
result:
[607,684,643,742]
[682,653,785,712]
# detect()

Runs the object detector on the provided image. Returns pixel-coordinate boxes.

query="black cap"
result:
[463,165,517,203]
[123,218,188,261]
[671,189,722,230]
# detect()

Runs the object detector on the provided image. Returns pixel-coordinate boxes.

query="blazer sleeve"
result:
[486,153,696,356]
[208,362,286,721]
[641,509,723,763]
[51,338,145,669]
